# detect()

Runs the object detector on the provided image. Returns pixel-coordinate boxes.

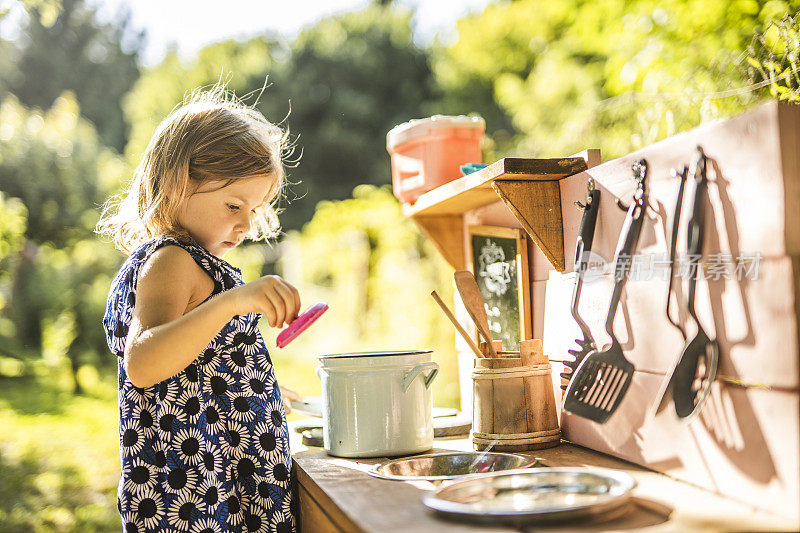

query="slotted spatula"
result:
[561,180,601,390]
[563,159,649,423]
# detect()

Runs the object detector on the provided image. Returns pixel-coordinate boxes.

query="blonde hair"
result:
[97,84,290,254]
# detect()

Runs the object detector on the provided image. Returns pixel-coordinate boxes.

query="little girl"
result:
[99,86,299,533]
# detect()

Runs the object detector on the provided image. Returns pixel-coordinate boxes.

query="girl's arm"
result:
[123,245,300,388]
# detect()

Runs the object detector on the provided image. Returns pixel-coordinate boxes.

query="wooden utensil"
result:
[431,290,485,359]
[454,270,499,358]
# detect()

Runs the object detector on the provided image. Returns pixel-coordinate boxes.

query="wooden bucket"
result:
[472,339,561,451]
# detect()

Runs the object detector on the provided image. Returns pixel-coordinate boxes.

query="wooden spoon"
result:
[430,291,484,359]
[453,270,498,358]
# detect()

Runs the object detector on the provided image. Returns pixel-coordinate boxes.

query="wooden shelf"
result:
[403,156,590,272]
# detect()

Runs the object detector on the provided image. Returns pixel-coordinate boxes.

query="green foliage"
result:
[123,4,439,231]
[0,192,26,360]
[0,192,26,265]
[0,93,125,247]
[436,0,799,160]
[253,5,439,230]
[745,11,800,101]
[0,94,126,383]
[2,0,142,151]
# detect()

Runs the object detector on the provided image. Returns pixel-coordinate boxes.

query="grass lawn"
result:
[0,376,120,532]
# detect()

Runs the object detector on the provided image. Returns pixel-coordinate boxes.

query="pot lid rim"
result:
[318,349,433,360]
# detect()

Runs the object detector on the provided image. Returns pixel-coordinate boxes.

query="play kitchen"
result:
[291,104,800,531]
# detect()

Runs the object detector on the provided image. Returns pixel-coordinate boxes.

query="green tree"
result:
[252,4,440,230]
[746,11,800,101]
[0,93,122,247]
[0,94,127,387]
[2,0,142,151]
[436,0,800,160]
[124,4,440,231]
[0,192,27,360]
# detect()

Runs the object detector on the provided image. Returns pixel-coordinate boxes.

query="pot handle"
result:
[402,361,439,392]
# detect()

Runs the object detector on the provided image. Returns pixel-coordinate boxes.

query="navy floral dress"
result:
[103,236,295,533]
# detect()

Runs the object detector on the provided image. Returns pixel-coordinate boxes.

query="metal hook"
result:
[574,177,597,210]
[671,165,689,181]
[617,159,648,212]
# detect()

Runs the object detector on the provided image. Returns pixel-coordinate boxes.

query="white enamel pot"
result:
[316,350,439,458]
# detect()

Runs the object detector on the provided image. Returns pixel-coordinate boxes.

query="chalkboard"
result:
[468,226,532,351]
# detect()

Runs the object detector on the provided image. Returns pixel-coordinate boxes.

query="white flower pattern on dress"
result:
[167,492,205,531]
[242,368,273,398]
[156,403,187,442]
[120,418,146,457]
[174,427,205,466]
[131,486,165,530]
[123,457,157,497]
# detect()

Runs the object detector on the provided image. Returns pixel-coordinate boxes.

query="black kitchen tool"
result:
[563,159,649,423]
[670,148,719,419]
[652,165,689,415]
[561,179,601,391]
[665,165,689,339]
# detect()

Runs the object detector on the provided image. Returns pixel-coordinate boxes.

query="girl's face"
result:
[176,175,273,257]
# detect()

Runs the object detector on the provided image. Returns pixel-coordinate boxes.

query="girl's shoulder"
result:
[139,241,211,289]
[115,236,242,297]
[135,241,217,317]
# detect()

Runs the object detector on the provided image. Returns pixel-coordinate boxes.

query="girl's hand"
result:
[279,384,301,415]
[226,275,301,327]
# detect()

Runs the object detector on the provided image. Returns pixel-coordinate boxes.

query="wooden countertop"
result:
[289,423,796,532]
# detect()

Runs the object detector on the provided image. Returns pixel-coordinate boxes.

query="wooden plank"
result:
[293,458,365,532]
[493,179,566,272]
[778,101,800,256]
[411,214,465,270]
[473,370,495,434]
[560,102,795,260]
[543,237,800,390]
[298,483,345,533]
[403,157,588,217]
[492,376,528,435]
[291,438,797,532]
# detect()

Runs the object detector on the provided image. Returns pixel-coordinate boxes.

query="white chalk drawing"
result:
[477,241,513,296]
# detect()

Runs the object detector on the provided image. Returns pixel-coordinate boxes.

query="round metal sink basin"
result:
[369,452,537,482]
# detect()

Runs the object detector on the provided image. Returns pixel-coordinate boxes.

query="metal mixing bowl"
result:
[369,452,536,482]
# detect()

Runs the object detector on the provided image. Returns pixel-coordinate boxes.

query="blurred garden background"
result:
[1,0,800,530]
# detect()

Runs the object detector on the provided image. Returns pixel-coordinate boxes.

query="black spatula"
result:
[561,180,601,390]
[563,159,649,423]
[671,148,719,419]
